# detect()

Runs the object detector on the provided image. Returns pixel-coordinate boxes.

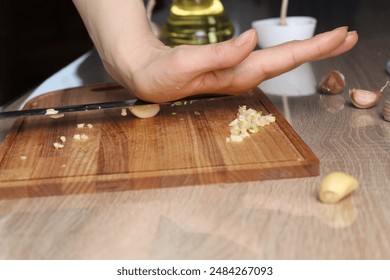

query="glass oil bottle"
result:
[163,0,234,46]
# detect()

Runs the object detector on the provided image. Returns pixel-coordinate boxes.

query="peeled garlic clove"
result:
[319,70,346,95]
[129,104,161,118]
[383,100,390,122]
[349,81,389,109]
[319,172,359,204]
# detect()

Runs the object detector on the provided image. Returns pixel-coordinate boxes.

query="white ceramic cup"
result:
[251,16,317,48]
[258,63,317,96]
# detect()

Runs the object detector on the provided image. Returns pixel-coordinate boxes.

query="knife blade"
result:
[0,94,232,119]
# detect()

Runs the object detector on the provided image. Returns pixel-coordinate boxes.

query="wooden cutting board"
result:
[0,83,319,199]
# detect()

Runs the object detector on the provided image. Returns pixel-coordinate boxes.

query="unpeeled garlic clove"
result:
[319,70,346,95]
[383,100,390,121]
[349,81,389,109]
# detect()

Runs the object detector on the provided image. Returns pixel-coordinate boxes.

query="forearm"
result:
[72,0,161,73]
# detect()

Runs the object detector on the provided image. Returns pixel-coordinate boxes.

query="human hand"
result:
[72,0,357,103]
[106,26,358,103]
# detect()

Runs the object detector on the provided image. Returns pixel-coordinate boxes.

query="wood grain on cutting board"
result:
[0,83,319,199]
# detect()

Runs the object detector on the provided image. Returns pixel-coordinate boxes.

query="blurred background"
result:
[1,0,389,105]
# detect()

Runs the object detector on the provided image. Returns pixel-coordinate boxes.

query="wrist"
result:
[103,31,165,82]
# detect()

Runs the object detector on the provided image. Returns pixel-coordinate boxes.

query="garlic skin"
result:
[349,81,389,109]
[319,70,346,95]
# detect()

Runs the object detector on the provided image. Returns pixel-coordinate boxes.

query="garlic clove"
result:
[129,104,161,118]
[349,81,389,109]
[319,172,359,204]
[349,89,380,109]
[383,100,390,122]
[319,70,346,95]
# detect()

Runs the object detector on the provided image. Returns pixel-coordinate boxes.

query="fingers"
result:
[194,27,358,95]
[171,29,258,75]
[129,26,358,102]
[251,26,352,79]
[316,31,358,60]
[228,27,358,89]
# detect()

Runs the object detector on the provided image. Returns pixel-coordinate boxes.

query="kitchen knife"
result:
[0,94,231,119]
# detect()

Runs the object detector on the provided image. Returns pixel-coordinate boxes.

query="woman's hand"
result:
[73,0,358,103]
[121,27,358,102]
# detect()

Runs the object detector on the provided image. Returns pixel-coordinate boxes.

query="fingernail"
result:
[235,29,256,47]
[336,26,349,31]
[347,30,357,36]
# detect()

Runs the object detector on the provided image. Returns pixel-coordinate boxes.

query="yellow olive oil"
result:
[163,0,234,46]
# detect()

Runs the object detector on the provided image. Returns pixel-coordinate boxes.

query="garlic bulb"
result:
[349,81,389,109]
[319,70,346,95]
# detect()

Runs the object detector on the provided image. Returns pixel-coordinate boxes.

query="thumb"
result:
[179,29,258,75]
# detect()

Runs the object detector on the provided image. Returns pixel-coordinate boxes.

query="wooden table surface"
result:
[0,37,389,260]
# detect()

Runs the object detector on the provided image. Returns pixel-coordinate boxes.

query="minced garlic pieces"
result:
[53,142,64,149]
[226,106,276,143]
[80,133,89,140]
[45,108,64,119]
[77,123,93,128]
[45,108,59,115]
[73,133,88,140]
[52,124,93,149]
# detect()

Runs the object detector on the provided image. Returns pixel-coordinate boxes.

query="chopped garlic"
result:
[45,108,64,119]
[226,106,276,143]
[53,142,64,149]
[49,113,64,119]
[45,108,59,115]
[77,123,85,128]
[121,108,127,116]
[20,155,27,160]
[194,111,201,116]
[73,133,88,140]
[87,124,93,129]
[60,136,66,143]
[80,133,89,140]
[171,101,183,106]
